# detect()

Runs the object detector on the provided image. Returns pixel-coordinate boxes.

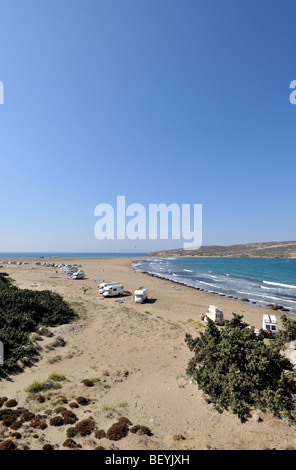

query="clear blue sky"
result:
[0,0,295,252]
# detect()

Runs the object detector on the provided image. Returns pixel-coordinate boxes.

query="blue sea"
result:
[132,257,296,315]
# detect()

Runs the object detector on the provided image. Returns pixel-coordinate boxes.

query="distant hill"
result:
[148,241,296,258]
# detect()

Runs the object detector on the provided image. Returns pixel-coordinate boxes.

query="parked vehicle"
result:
[134,287,148,303]
[102,284,124,297]
[204,305,224,325]
[66,267,78,275]
[262,314,277,336]
[99,282,120,294]
[72,270,85,279]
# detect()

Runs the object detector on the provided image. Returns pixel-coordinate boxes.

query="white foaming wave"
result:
[198,281,220,289]
[263,280,296,289]
[261,294,296,304]
[183,269,194,272]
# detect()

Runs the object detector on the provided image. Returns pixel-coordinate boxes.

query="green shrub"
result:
[185,314,296,423]
[0,285,77,375]
[25,381,45,394]
[49,373,67,382]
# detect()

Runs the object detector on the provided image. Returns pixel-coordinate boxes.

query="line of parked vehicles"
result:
[33,261,85,280]
[1,260,86,280]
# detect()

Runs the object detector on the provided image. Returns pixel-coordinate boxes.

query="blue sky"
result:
[0,0,295,252]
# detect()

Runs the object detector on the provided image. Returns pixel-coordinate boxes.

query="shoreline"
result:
[131,259,296,316]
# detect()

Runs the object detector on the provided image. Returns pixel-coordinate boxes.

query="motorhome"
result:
[204,305,224,325]
[102,284,124,297]
[99,282,120,294]
[72,270,85,279]
[262,314,277,336]
[66,267,78,275]
[134,287,148,304]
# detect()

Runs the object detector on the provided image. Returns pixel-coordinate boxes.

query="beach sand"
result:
[1,256,296,450]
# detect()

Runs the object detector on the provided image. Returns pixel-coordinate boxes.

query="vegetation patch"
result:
[75,417,95,436]
[0,284,77,375]
[49,416,64,427]
[0,397,8,408]
[63,438,82,449]
[25,381,46,394]
[0,439,16,450]
[94,429,106,439]
[106,421,129,441]
[75,396,89,406]
[4,399,18,408]
[185,314,296,423]
[66,427,78,438]
[130,425,153,436]
[81,378,100,387]
[49,373,67,382]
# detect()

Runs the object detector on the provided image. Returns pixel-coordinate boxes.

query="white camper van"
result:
[99,282,120,294]
[204,305,224,326]
[72,270,85,280]
[102,284,124,297]
[262,314,277,336]
[134,287,148,304]
[66,267,78,275]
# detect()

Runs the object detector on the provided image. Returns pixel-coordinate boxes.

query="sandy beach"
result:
[1,256,296,451]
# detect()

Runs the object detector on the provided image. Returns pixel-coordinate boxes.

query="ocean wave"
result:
[263,280,296,289]
[198,281,220,288]
[183,269,194,272]
[260,295,296,304]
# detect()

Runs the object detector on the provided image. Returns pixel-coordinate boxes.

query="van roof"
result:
[263,314,277,324]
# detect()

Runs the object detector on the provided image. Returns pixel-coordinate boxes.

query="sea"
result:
[132,257,296,315]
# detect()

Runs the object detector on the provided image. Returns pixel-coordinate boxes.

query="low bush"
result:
[0,285,77,375]
[75,417,95,436]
